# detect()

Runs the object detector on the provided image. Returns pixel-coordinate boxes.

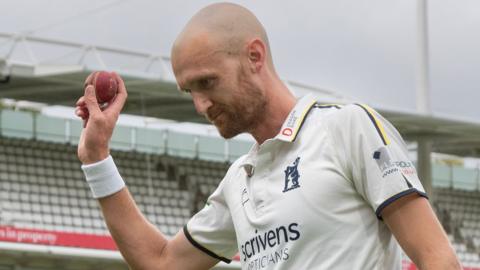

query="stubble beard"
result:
[208,86,266,139]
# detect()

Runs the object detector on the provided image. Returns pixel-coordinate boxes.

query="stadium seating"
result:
[0,137,204,238]
[435,188,480,267]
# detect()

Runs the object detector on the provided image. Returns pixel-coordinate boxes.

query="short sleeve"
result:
[331,104,428,219]
[184,179,237,263]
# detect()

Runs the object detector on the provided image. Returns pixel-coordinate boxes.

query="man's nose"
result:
[191,91,212,115]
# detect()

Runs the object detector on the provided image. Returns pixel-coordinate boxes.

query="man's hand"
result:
[75,72,127,164]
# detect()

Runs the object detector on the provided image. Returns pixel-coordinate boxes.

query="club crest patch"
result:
[283,157,301,193]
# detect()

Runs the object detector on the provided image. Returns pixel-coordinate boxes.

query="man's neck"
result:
[250,81,296,145]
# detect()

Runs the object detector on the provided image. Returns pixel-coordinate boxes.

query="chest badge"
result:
[283,157,301,192]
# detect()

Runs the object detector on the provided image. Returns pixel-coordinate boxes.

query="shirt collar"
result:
[240,94,317,176]
[274,94,317,143]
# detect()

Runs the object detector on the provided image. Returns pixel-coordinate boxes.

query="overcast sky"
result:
[0,0,478,122]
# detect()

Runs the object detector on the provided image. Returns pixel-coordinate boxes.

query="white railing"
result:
[432,163,480,191]
[0,32,175,80]
[0,108,252,162]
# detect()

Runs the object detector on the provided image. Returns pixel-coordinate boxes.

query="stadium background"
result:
[0,1,479,269]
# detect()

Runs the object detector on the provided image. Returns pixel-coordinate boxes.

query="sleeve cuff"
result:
[183,225,232,264]
[375,188,428,220]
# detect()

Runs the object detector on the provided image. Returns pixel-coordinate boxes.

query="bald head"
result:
[170,3,295,142]
[172,3,273,67]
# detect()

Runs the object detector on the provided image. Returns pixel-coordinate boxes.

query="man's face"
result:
[172,38,266,138]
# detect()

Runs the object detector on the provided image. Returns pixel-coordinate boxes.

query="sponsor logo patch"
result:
[373,147,417,178]
[285,111,298,128]
[240,223,301,269]
[281,128,293,136]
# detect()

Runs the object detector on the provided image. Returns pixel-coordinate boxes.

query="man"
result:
[75,3,461,269]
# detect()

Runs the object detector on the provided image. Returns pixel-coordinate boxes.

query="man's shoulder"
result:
[304,103,382,141]
[312,102,367,116]
[306,102,360,126]
[310,102,378,125]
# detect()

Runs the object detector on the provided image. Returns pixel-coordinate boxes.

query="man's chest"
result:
[225,134,363,266]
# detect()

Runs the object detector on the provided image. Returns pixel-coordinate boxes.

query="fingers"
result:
[83,85,102,116]
[76,96,86,107]
[75,96,88,119]
[75,104,89,128]
[75,106,89,119]
[77,71,104,127]
[105,72,128,115]
[84,71,98,88]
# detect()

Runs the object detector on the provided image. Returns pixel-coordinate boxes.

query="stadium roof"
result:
[1,32,480,157]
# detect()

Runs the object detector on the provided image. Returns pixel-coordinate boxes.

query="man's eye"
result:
[198,78,214,89]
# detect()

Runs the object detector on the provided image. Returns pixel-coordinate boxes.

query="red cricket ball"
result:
[94,71,118,104]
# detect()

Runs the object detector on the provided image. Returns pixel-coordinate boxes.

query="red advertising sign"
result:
[0,226,117,250]
[0,226,476,270]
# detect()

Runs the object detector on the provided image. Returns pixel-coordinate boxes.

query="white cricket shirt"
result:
[184,94,427,270]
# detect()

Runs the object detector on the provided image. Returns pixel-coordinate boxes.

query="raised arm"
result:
[75,72,219,270]
[382,194,461,270]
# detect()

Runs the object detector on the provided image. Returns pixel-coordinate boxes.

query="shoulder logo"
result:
[373,146,417,181]
[373,146,398,178]
[373,146,392,172]
[283,157,301,193]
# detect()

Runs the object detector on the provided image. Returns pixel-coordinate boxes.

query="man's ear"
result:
[246,38,266,73]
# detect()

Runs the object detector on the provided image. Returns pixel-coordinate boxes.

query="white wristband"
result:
[81,155,125,199]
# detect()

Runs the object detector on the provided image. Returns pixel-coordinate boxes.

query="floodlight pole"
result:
[416,0,434,202]
[416,0,431,115]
